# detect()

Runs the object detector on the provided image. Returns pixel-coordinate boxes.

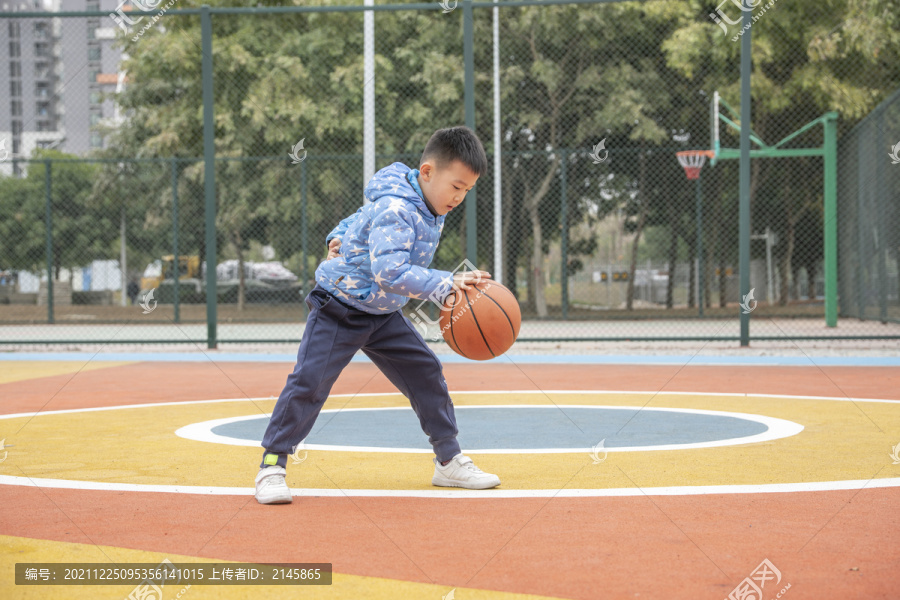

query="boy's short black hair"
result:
[419,126,488,177]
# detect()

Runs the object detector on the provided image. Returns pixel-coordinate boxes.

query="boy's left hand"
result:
[326,238,342,260]
[452,270,491,290]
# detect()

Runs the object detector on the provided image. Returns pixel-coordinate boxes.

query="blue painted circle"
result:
[211,406,768,450]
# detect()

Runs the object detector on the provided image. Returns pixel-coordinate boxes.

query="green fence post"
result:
[823,111,838,327]
[696,173,704,317]
[560,148,568,319]
[875,111,887,322]
[738,2,752,347]
[171,157,181,323]
[855,125,867,319]
[201,5,218,348]
[44,159,54,324]
[463,0,477,264]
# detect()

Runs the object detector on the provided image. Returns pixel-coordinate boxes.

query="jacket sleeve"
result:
[326,207,363,244]
[369,203,454,301]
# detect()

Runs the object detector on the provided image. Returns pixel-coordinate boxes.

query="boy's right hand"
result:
[452,270,491,290]
[326,238,341,260]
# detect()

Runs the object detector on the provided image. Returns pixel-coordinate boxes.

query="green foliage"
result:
[45,0,900,307]
[0,151,105,273]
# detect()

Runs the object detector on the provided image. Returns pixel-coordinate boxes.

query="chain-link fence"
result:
[1,0,899,345]
[838,87,900,325]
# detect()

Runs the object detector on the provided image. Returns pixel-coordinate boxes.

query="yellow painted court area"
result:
[0,535,562,600]
[3,392,898,491]
[0,361,135,385]
[2,360,898,600]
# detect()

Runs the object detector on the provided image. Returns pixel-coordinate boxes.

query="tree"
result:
[663,0,900,304]
[0,171,43,273]
[0,151,105,280]
[496,2,678,315]
[108,0,477,307]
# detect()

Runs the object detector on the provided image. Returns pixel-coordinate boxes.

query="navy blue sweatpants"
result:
[260,286,461,468]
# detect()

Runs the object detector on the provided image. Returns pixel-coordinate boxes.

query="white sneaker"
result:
[255,466,293,504]
[432,454,500,490]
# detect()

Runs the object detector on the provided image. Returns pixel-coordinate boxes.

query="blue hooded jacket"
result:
[314,162,455,314]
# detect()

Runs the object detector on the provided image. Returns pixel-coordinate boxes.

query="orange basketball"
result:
[439,280,521,360]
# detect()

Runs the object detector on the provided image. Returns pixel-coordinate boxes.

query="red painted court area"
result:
[1,360,898,599]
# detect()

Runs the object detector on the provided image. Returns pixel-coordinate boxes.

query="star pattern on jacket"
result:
[314,162,456,315]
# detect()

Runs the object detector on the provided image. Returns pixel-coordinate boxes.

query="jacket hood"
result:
[364,162,438,226]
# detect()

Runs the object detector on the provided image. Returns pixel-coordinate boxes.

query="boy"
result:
[255,126,501,504]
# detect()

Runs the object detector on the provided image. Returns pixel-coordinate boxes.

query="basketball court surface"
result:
[1,352,898,598]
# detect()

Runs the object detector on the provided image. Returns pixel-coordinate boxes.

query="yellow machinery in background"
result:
[140,255,201,291]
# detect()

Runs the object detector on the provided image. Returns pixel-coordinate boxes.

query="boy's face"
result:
[417,159,479,216]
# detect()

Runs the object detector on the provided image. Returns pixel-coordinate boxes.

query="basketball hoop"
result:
[676,150,715,180]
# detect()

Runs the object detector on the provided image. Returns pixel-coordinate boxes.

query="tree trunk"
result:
[665,197,678,309]
[529,203,548,317]
[233,229,245,312]
[779,210,795,306]
[719,263,727,307]
[704,254,711,309]
[523,154,559,318]
[750,155,763,208]
[626,149,648,311]
[806,263,817,299]
[502,159,517,294]
[710,167,727,308]
[804,185,818,300]
[523,176,536,312]
[626,213,646,311]
[688,233,696,309]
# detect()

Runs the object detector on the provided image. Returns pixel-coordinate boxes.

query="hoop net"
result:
[676,150,715,180]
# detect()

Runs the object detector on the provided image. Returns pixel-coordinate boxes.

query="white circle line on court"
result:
[0,389,897,422]
[174,405,804,454]
[0,474,898,498]
[0,388,882,456]
[0,390,892,498]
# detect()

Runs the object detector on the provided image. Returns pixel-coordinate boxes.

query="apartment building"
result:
[1,0,124,175]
